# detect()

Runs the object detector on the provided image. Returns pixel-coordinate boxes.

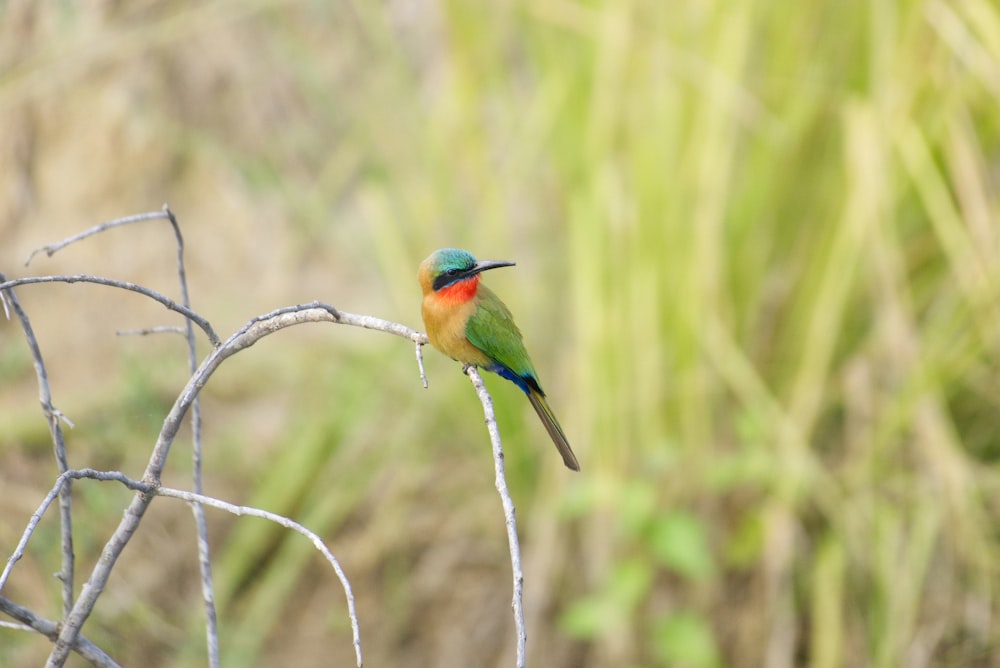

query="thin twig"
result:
[0,596,120,668]
[10,215,433,665]
[157,206,220,668]
[0,474,57,592]
[3,466,363,668]
[464,366,527,668]
[20,208,221,646]
[416,341,429,388]
[0,469,146,595]
[0,273,75,617]
[154,486,362,667]
[45,303,424,666]
[116,325,187,337]
[23,210,172,267]
[0,475,61,594]
[0,275,219,346]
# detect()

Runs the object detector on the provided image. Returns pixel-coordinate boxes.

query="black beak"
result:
[432,258,517,292]
[470,259,516,276]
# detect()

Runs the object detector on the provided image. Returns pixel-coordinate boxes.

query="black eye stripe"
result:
[433,266,473,291]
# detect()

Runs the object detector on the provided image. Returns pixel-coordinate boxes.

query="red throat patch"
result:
[436,275,480,304]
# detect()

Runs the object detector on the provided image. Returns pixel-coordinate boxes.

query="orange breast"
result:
[421,286,492,367]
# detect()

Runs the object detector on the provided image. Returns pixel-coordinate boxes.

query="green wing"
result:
[465,286,539,383]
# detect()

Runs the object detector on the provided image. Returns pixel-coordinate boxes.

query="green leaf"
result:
[560,595,614,639]
[653,612,721,668]
[609,557,654,608]
[618,480,657,538]
[647,511,714,581]
[561,558,653,639]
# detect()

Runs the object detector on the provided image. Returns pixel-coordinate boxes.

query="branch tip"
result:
[416,341,429,388]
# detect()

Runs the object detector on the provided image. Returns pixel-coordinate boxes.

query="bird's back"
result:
[465,285,541,389]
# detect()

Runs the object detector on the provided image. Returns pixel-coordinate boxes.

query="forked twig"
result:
[0,275,219,346]
[0,596,119,668]
[3,467,361,667]
[42,303,426,667]
[23,210,175,267]
[23,207,223,660]
[4,212,529,668]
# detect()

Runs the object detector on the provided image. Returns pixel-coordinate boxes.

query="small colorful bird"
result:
[419,248,580,471]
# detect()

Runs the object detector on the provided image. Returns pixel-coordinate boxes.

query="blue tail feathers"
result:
[491,364,544,396]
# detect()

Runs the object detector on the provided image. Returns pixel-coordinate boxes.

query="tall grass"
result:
[3,0,1000,666]
[394,0,1000,665]
[506,1,1000,666]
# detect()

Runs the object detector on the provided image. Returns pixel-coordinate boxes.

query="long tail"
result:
[526,388,580,471]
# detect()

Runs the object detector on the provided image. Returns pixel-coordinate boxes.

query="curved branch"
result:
[0,275,219,346]
[14,208,222,648]
[4,466,363,668]
[45,303,424,667]
[0,272,75,617]
[153,486,362,667]
[23,210,174,267]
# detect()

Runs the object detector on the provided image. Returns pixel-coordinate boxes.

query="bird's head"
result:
[418,248,515,299]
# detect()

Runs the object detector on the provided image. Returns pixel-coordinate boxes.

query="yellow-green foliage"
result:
[2,1,1000,666]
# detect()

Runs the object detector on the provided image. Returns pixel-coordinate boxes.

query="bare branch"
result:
[11,210,222,638]
[0,272,75,617]
[22,208,222,664]
[0,474,62,594]
[2,465,363,668]
[23,209,172,266]
[0,596,120,668]
[128,205,223,667]
[45,303,424,666]
[116,325,187,337]
[464,366,527,668]
[0,469,153,598]
[9,211,461,666]
[154,486,363,668]
[0,275,219,346]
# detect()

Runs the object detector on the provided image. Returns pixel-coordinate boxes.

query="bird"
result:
[418,248,580,471]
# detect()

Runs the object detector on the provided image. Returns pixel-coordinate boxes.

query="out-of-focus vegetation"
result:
[2,0,1000,666]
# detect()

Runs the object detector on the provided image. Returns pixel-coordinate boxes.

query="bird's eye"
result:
[446,268,460,277]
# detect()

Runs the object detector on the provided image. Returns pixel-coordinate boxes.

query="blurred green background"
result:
[2,0,1000,666]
